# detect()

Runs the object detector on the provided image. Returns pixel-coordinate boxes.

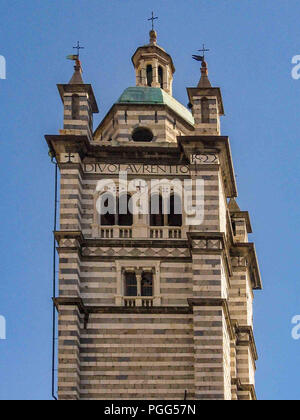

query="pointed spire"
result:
[228,198,241,212]
[69,59,84,84]
[198,60,211,88]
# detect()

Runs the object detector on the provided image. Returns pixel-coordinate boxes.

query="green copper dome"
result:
[117,87,194,126]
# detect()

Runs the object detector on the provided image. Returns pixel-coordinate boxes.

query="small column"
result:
[136,59,145,86]
[152,58,160,88]
[141,62,146,86]
[136,271,142,297]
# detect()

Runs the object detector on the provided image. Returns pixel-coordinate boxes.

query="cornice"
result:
[235,324,259,362]
[188,297,235,340]
[231,242,262,290]
[186,86,224,115]
[178,135,237,198]
[230,210,252,234]
[57,83,99,113]
[231,378,257,400]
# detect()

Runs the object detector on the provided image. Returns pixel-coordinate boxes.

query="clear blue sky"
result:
[0,0,299,400]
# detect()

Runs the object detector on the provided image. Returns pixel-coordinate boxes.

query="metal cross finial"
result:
[199,44,210,59]
[148,11,158,31]
[73,41,84,58]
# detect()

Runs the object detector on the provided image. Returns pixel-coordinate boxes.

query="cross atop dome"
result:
[148,11,158,31]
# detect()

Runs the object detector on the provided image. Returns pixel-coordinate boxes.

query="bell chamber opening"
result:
[132,127,154,142]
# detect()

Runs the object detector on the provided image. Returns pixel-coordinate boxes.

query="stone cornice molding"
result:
[54,297,192,317]
[235,324,258,362]
[231,378,257,400]
[188,297,235,340]
[231,242,262,290]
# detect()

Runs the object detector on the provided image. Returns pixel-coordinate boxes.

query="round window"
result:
[132,127,154,142]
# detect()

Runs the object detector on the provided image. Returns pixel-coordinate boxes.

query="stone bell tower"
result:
[46,31,262,400]
[58,58,98,140]
[187,59,223,135]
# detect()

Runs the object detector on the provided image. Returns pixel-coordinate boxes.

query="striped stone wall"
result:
[192,303,231,400]
[188,165,220,233]
[62,92,93,140]
[192,96,220,136]
[228,258,250,325]
[93,106,192,144]
[160,262,193,306]
[80,260,116,306]
[57,304,82,400]
[189,231,232,400]
[60,166,83,231]
[80,311,195,400]
[228,257,257,395]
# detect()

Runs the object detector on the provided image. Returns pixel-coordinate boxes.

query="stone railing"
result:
[149,227,185,239]
[94,226,133,239]
[123,297,154,308]
[92,225,187,240]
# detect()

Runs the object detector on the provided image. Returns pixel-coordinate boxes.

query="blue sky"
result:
[0,0,300,400]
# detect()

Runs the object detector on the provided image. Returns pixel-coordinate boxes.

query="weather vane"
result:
[148,11,158,31]
[192,44,210,62]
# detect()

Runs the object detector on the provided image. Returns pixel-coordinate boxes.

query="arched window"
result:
[118,194,133,226]
[132,127,153,142]
[146,65,153,87]
[72,94,80,120]
[150,194,164,226]
[168,194,183,227]
[158,66,164,89]
[141,272,153,297]
[99,193,117,226]
[201,97,210,124]
[125,272,137,296]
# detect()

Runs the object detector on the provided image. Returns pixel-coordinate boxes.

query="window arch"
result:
[99,193,133,226]
[158,66,164,89]
[150,194,164,226]
[72,94,80,120]
[132,127,153,142]
[146,64,153,87]
[99,193,117,226]
[168,194,183,227]
[201,97,210,123]
[118,194,133,226]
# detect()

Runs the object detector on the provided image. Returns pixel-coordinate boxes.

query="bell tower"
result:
[132,30,175,95]
[187,59,224,135]
[57,58,99,141]
[46,32,262,401]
